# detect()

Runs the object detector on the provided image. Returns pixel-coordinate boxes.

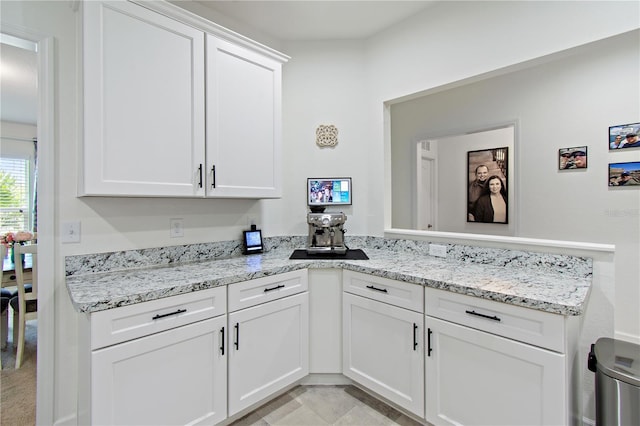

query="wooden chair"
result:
[10,243,37,369]
[1,244,18,354]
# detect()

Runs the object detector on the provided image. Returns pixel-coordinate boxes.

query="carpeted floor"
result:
[1,318,37,426]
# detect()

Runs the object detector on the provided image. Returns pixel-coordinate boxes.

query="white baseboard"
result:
[300,373,352,385]
[53,413,77,426]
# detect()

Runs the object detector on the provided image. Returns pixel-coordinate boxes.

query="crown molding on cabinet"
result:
[131,0,290,63]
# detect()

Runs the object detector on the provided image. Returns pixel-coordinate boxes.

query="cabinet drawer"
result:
[425,287,565,352]
[343,270,423,313]
[227,269,308,312]
[91,286,226,350]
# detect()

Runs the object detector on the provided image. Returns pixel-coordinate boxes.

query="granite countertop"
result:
[65,236,592,316]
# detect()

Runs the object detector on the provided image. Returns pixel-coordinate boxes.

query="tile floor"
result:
[230,385,426,426]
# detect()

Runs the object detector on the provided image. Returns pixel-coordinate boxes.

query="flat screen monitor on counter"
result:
[307,178,352,209]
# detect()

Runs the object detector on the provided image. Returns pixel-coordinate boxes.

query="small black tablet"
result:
[243,229,263,254]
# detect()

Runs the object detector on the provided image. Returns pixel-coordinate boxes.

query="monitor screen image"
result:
[243,229,263,254]
[307,178,352,207]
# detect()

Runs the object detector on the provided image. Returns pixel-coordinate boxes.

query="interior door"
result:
[415,140,437,230]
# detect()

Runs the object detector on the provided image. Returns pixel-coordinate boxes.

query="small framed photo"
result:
[609,162,640,187]
[467,147,508,224]
[559,146,587,170]
[609,122,640,150]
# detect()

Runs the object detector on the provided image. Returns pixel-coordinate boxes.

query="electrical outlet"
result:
[170,218,184,238]
[61,221,81,243]
[429,244,447,258]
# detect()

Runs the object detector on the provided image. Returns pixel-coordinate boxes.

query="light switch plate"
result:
[61,221,81,243]
[429,244,447,258]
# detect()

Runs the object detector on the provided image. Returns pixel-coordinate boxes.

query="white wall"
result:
[365,1,639,341]
[389,32,640,242]
[2,0,638,424]
[265,40,373,237]
[385,33,639,420]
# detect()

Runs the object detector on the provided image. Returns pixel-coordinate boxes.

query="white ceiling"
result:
[0,1,436,126]
[195,1,436,41]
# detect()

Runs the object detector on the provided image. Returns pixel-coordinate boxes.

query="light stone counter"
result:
[65,236,592,316]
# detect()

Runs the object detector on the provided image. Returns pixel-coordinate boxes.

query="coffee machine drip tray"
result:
[289,248,369,260]
[307,245,348,255]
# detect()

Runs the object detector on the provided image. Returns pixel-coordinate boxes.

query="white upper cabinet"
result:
[82,1,206,197]
[81,1,287,198]
[206,36,282,198]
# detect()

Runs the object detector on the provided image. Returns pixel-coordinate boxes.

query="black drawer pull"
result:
[198,164,203,188]
[413,323,418,351]
[234,323,240,350]
[465,310,501,322]
[264,284,285,293]
[427,328,433,357]
[220,327,225,355]
[152,308,186,320]
[366,285,388,293]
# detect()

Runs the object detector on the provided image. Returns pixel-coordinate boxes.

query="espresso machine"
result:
[306,212,348,254]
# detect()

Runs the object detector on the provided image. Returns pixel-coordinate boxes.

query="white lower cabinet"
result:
[92,316,227,425]
[83,286,228,425]
[227,272,310,417]
[78,269,580,426]
[425,316,565,426]
[342,271,424,418]
[425,287,574,426]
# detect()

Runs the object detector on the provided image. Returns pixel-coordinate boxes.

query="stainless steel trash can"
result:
[588,337,640,426]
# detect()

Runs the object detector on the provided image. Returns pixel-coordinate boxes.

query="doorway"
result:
[0,28,54,424]
[414,140,437,231]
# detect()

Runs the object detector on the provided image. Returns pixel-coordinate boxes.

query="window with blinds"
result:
[0,157,31,233]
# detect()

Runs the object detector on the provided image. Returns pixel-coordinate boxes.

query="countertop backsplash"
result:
[65,235,592,279]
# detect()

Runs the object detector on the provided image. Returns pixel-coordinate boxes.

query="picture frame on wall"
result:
[559,146,588,170]
[609,162,640,187]
[609,122,640,149]
[467,147,508,224]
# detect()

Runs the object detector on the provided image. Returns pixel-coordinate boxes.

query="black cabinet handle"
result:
[152,309,186,320]
[264,284,285,293]
[465,310,501,322]
[211,165,216,188]
[366,285,388,293]
[198,164,203,188]
[427,328,433,357]
[220,326,225,355]
[413,323,418,351]
[234,323,239,350]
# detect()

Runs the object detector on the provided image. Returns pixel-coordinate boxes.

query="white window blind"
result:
[0,157,30,233]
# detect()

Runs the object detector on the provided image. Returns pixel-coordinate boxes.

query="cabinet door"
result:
[228,292,309,416]
[206,35,282,198]
[343,293,424,417]
[83,1,205,196]
[425,316,566,426]
[92,316,226,425]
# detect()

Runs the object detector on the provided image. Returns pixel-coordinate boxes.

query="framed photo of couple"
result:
[559,146,587,170]
[467,147,508,224]
[609,122,640,150]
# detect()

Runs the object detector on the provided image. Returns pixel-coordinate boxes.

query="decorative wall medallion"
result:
[316,125,338,147]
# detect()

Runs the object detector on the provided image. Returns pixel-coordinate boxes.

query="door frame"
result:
[1,25,55,425]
